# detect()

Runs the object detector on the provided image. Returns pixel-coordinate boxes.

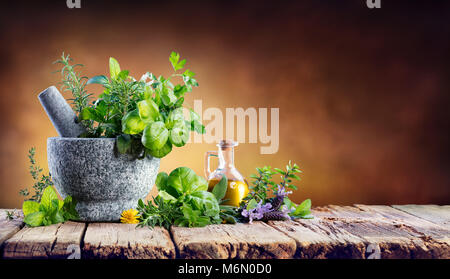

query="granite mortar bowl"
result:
[47,137,160,222]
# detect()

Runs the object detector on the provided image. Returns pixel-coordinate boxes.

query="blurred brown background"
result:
[1,0,449,208]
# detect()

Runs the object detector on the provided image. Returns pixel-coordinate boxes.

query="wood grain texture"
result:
[0,209,23,248]
[82,223,175,259]
[392,205,450,229]
[2,221,85,259]
[171,222,296,259]
[0,205,448,259]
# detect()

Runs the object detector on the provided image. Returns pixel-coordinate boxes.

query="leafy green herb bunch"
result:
[241,161,313,222]
[56,52,204,159]
[136,167,235,228]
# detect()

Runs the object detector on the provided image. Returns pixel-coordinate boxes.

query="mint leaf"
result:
[40,186,58,210]
[24,211,45,227]
[22,200,40,216]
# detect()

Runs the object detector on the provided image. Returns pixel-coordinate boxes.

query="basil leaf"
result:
[155,172,169,191]
[137,99,159,124]
[167,167,199,194]
[169,125,189,147]
[122,110,146,134]
[116,134,132,154]
[142,121,169,150]
[147,141,172,158]
[158,190,177,201]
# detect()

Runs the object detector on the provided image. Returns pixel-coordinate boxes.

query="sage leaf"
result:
[212,175,227,201]
[109,57,121,80]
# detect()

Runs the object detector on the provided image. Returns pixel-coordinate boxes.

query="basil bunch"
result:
[137,167,228,228]
[22,186,79,227]
[78,52,204,159]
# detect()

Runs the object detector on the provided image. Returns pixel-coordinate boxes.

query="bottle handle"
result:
[204,151,218,178]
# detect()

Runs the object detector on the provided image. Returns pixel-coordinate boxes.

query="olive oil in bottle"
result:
[205,140,249,207]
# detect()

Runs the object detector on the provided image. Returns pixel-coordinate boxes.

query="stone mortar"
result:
[47,137,160,222]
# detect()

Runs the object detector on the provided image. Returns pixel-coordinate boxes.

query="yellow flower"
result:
[120,209,140,224]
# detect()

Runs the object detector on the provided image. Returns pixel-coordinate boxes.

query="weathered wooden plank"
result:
[355,205,450,258]
[82,223,175,259]
[2,221,86,259]
[392,205,450,229]
[171,222,296,259]
[0,209,24,248]
[312,205,448,259]
[268,218,366,259]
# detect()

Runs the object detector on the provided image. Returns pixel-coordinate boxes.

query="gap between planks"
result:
[1,206,449,259]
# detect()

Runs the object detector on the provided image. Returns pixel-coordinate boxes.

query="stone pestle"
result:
[38,86,86,137]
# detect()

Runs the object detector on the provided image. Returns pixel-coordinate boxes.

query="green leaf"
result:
[122,110,146,134]
[51,211,65,224]
[80,107,102,122]
[40,186,58,210]
[183,69,196,78]
[137,99,159,124]
[109,57,121,80]
[190,191,220,217]
[24,211,45,227]
[165,108,185,129]
[169,51,186,71]
[87,75,108,85]
[167,167,205,195]
[147,141,172,158]
[212,175,227,201]
[62,196,79,221]
[293,199,311,216]
[116,134,132,154]
[158,190,177,201]
[169,125,189,147]
[246,199,258,211]
[22,201,40,216]
[155,172,169,191]
[142,121,169,150]
[161,91,177,106]
[117,70,129,81]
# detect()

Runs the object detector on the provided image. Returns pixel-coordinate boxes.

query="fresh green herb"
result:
[22,186,79,227]
[241,161,312,222]
[5,209,21,221]
[19,147,53,203]
[54,53,94,133]
[137,167,225,229]
[72,51,204,159]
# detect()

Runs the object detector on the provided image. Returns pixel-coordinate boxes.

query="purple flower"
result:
[276,185,292,198]
[241,200,273,223]
[280,205,291,219]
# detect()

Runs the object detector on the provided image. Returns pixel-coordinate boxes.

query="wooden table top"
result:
[1,205,449,259]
